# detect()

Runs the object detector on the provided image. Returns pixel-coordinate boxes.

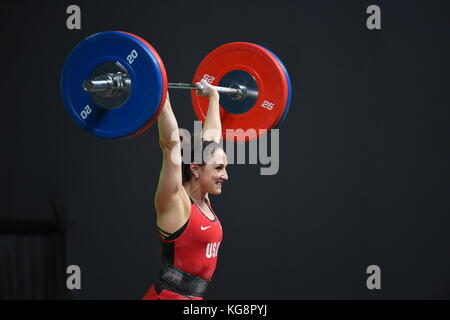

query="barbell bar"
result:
[82,74,256,101]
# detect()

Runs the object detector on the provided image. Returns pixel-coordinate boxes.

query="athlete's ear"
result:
[190,163,202,178]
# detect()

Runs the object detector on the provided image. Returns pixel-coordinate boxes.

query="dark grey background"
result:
[1,0,449,299]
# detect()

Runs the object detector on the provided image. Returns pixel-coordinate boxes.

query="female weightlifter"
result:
[143,79,228,300]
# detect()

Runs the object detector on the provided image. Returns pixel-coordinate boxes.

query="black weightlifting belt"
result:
[155,263,210,298]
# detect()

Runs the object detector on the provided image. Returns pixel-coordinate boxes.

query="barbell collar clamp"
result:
[82,72,131,98]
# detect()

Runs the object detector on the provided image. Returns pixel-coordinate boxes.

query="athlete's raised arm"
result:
[154,93,184,216]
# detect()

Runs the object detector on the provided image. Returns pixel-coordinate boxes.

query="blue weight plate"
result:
[256,45,292,129]
[60,31,165,138]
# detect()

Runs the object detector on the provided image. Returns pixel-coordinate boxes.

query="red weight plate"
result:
[120,32,168,139]
[191,42,289,142]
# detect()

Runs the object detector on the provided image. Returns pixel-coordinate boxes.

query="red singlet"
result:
[143,199,223,300]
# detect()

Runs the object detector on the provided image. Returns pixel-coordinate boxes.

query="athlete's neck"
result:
[183,181,207,205]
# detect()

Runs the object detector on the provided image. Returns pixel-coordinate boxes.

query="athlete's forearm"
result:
[158,94,180,149]
[202,95,222,143]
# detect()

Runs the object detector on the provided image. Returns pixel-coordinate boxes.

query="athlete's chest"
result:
[186,206,222,244]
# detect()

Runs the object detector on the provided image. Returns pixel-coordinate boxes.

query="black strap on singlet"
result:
[157,219,188,240]
[155,262,210,298]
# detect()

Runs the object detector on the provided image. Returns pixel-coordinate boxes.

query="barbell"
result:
[60,31,292,141]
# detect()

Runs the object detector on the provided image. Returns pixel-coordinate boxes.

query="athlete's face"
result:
[197,148,229,195]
